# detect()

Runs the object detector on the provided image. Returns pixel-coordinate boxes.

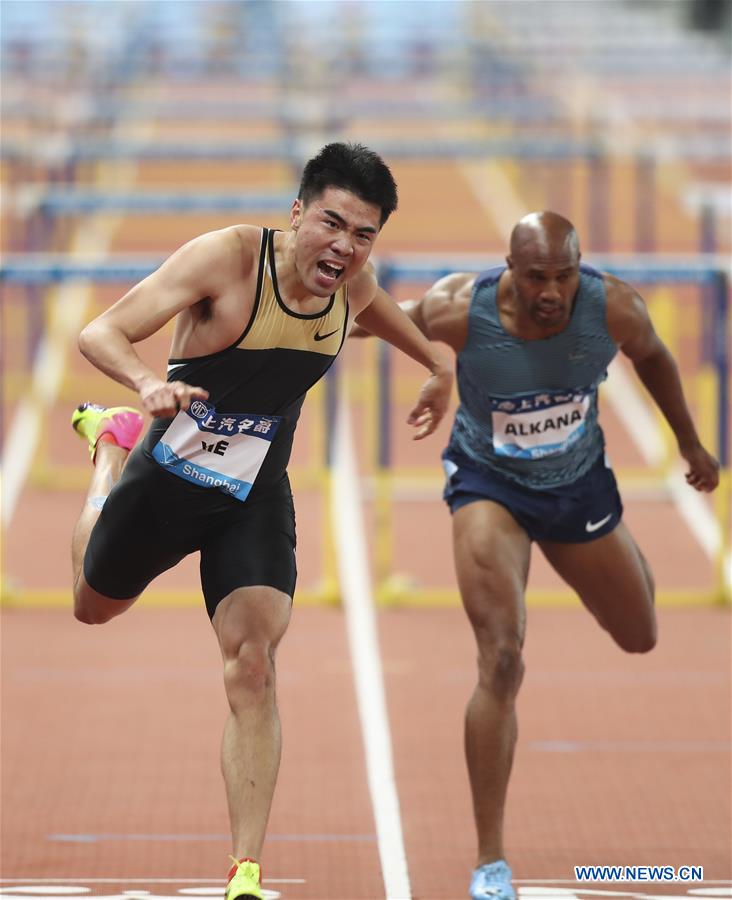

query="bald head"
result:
[505,212,582,331]
[509,211,580,264]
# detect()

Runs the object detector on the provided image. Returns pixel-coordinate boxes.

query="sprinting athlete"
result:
[352,210,719,900]
[70,142,452,900]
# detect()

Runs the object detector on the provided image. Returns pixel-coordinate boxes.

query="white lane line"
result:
[0,881,304,885]
[603,359,667,468]
[458,158,526,242]
[604,357,727,584]
[2,256,97,527]
[331,392,412,900]
[7,879,730,886]
[0,888,285,900]
[46,832,374,842]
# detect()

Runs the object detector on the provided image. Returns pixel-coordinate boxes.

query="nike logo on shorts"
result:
[314,328,339,341]
[585,513,612,533]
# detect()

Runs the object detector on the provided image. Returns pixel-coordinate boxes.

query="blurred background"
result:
[2,3,731,897]
[2,0,731,608]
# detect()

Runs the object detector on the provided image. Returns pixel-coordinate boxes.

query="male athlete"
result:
[70,142,452,900]
[353,210,719,900]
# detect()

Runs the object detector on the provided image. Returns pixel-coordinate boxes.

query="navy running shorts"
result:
[442,450,623,543]
[83,445,297,618]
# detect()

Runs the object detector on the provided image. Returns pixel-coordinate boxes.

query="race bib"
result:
[491,389,591,459]
[151,400,281,501]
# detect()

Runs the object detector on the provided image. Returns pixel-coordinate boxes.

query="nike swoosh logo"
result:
[314,328,339,342]
[585,513,612,533]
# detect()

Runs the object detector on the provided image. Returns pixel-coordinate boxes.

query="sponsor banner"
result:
[151,402,282,501]
[491,389,591,459]
[186,400,280,440]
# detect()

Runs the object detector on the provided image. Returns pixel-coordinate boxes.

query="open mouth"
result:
[537,303,561,318]
[317,261,345,281]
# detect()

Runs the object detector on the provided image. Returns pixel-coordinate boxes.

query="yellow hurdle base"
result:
[2,585,724,609]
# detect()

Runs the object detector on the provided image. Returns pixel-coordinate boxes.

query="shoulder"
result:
[346,261,379,316]
[424,271,475,318]
[212,224,262,274]
[428,271,477,300]
[161,225,262,285]
[603,272,647,321]
[578,263,606,283]
[602,272,653,347]
[421,272,475,350]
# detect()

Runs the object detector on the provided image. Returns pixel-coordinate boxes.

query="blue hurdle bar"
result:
[1,254,728,466]
[30,191,297,216]
[4,135,730,164]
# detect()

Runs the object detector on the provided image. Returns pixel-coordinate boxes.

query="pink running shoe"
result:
[71,403,144,462]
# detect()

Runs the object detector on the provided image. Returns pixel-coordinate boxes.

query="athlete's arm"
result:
[78,227,256,417]
[350,267,453,439]
[349,296,427,338]
[351,272,473,354]
[605,275,719,492]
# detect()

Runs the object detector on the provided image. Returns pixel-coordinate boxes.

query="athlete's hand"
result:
[139,378,209,418]
[680,440,720,492]
[407,365,453,440]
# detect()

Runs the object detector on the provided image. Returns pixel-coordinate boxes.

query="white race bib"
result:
[151,400,282,501]
[491,389,591,459]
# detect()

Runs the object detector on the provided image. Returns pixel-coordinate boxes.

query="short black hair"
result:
[298,142,398,228]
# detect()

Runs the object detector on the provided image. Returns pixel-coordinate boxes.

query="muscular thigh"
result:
[200,476,297,620]
[539,521,656,649]
[84,447,202,600]
[452,500,531,641]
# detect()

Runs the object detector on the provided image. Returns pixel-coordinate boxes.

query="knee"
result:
[73,573,120,625]
[616,621,657,654]
[476,639,525,702]
[609,589,657,654]
[73,592,114,625]
[74,607,106,625]
[223,639,276,709]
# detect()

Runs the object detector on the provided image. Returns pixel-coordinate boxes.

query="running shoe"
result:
[470,859,516,900]
[71,403,143,462]
[225,857,263,900]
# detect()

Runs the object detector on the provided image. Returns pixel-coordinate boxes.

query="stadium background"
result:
[1,2,730,899]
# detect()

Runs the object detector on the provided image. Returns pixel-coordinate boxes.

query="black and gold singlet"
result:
[142,227,349,487]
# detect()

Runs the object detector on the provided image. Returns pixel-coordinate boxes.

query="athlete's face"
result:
[290,187,382,297]
[508,245,581,331]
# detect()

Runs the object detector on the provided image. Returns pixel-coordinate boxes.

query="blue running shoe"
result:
[470,859,516,900]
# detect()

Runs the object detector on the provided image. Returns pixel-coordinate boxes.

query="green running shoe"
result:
[225,857,263,900]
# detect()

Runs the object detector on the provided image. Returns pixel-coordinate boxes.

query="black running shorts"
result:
[83,446,297,618]
[442,450,623,543]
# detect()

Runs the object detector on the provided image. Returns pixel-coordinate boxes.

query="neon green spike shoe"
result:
[71,403,143,462]
[225,857,263,900]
